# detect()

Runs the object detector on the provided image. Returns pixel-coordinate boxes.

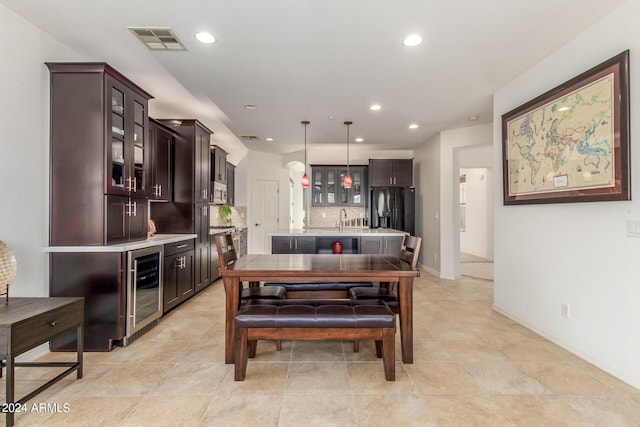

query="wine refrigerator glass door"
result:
[127,246,163,339]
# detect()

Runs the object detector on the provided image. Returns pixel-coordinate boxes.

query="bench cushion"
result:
[263,282,373,291]
[241,286,286,300]
[349,287,398,306]
[235,299,395,329]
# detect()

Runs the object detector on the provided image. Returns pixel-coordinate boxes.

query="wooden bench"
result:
[234,299,396,381]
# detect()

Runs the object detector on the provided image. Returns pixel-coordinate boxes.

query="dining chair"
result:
[214,233,285,351]
[349,234,422,351]
[214,234,287,303]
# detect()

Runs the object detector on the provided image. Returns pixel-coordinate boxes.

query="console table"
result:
[0,297,84,426]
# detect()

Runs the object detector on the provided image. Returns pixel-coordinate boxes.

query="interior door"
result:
[252,179,279,253]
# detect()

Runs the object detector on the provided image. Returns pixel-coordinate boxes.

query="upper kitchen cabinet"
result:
[226,162,236,205]
[338,166,367,206]
[311,165,367,207]
[369,159,413,187]
[47,62,153,246]
[211,146,227,184]
[158,119,212,204]
[147,118,174,201]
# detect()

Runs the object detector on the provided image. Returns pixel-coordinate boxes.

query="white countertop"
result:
[44,233,197,253]
[271,228,407,237]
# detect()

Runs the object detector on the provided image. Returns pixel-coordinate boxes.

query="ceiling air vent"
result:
[240,136,260,141]
[128,27,187,51]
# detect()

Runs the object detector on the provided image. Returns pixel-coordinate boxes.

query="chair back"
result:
[214,233,238,270]
[399,235,422,269]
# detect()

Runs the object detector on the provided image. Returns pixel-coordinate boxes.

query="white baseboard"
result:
[492,304,640,391]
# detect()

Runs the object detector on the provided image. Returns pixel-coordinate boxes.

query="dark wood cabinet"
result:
[369,159,413,187]
[272,236,316,254]
[360,235,403,255]
[212,146,227,184]
[194,205,211,293]
[226,162,236,205]
[163,239,195,313]
[47,62,153,246]
[153,119,213,294]
[239,227,248,256]
[338,166,368,206]
[148,119,174,201]
[311,165,368,207]
[49,252,126,351]
[104,195,148,244]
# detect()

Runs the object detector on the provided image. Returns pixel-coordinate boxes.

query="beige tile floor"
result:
[5,272,640,426]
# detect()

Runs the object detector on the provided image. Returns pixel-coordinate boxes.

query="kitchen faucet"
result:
[339,208,347,231]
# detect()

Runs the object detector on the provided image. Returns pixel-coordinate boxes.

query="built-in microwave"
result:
[212,181,227,204]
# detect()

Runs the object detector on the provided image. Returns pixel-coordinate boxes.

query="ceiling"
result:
[2,0,626,156]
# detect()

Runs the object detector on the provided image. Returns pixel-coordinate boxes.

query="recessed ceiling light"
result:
[195,32,216,44]
[244,104,257,110]
[369,104,382,111]
[409,124,419,129]
[355,137,364,142]
[328,115,335,120]
[467,115,479,121]
[403,34,423,47]
[265,137,274,142]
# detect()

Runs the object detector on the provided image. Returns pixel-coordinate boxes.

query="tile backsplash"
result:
[210,205,247,227]
[309,206,367,227]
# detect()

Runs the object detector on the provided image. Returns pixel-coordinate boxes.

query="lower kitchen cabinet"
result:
[163,239,195,313]
[239,227,248,256]
[272,236,316,254]
[360,235,403,255]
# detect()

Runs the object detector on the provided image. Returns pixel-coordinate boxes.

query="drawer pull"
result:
[50,321,58,326]
[176,244,188,249]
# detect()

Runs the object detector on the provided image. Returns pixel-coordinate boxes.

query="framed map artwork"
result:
[502,50,630,205]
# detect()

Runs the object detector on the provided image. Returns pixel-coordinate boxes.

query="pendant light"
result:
[301,120,310,188]
[343,121,353,189]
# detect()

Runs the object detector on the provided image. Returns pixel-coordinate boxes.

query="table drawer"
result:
[11,299,83,355]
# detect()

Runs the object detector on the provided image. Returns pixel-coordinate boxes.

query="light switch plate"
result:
[626,220,640,237]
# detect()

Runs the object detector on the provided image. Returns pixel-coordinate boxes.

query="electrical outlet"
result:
[561,303,570,318]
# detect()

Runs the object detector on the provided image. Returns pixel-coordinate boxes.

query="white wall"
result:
[414,133,441,275]
[0,5,84,297]
[493,0,640,388]
[441,124,493,279]
[245,150,291,252]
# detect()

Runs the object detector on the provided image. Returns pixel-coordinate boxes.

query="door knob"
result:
[255,223,260,226]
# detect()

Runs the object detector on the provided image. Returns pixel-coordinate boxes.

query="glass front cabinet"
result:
[311,165,367,207]
[106,76,149,197]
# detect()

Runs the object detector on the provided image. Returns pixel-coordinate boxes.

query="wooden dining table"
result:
[220,253,420,364]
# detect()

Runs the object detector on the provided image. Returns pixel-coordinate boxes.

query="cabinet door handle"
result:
[132,176,137,192]
[132,201,137,217]
[158,184,162,197]
[50,320,58,327]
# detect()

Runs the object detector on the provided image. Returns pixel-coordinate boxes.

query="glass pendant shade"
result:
[343,121,352,189]
[301,120,310,188]
[343,173,352,189]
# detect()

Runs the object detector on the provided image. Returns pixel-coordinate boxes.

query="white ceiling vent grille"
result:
[240,136,260,141]
[128,27,187,51]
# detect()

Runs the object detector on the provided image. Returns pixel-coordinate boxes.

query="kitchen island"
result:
[271,228,406,255]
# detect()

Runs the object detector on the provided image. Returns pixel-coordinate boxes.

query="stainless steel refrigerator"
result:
[370,187,415,235]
